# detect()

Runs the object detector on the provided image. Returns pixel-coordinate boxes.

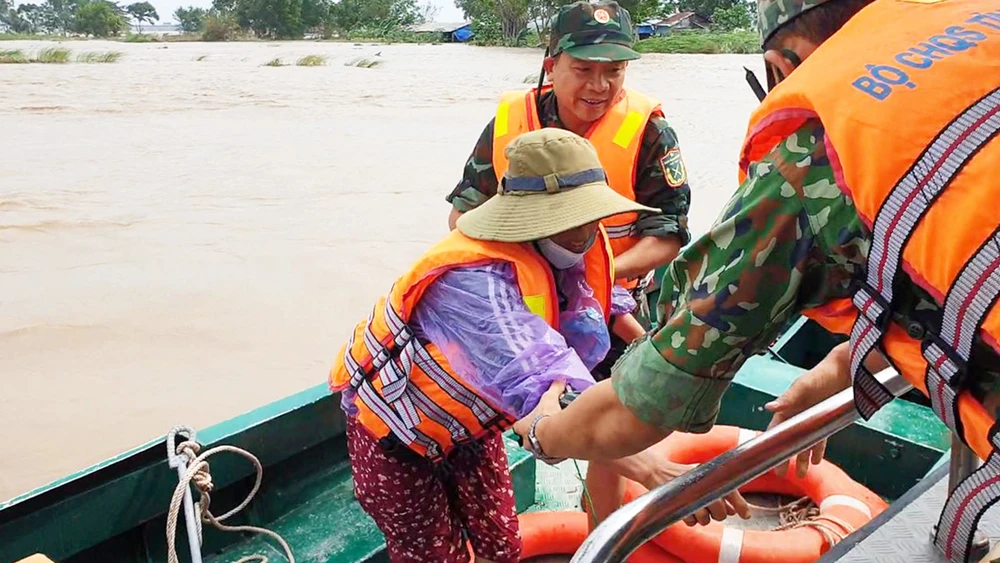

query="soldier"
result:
[513,0,1000,552]
[446,0,694,377]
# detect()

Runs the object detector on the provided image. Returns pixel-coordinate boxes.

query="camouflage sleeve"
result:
[446,119,499,213]
[611,120,866,433]
[631,115,692,245]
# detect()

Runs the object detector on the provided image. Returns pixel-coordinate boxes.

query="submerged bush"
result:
[296,54,326,66]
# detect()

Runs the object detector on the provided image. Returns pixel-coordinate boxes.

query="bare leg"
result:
[583,461,627,531]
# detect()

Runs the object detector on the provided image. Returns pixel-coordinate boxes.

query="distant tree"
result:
[711,2,750,30]
[232,0,302,38]
[300,0,330,32]
[200,9,237,39]
[126,1,158,31]
[173,5,206,31]
[678,0,737,20]
[456,0,530,44]
[330,0,424,33]
[73,0,128,36]
[7,3,48,33]
[616,0,661,23]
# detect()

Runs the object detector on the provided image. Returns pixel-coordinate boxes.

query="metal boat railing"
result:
[570,367,912,563]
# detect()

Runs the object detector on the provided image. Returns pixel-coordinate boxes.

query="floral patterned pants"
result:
[346,417,521,563]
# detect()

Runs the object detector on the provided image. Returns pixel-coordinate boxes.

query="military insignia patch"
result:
[593,8,610,22]
[660,148,687,188]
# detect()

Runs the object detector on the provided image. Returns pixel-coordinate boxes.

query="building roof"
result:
[407,21,471,33]
[646,11,711,26]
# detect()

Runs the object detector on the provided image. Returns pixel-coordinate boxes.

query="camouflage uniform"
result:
[611,81,1000,430]
[446,0,692,248]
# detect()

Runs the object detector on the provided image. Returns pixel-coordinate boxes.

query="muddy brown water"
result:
[0,39,764,502]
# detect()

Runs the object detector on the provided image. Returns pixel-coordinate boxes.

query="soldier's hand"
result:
[765,343,852,478]
[643,458,751,526]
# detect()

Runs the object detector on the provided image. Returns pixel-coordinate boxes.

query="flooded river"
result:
[0,39,763,502]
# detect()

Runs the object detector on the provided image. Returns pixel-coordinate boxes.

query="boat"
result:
[1,304,963,563]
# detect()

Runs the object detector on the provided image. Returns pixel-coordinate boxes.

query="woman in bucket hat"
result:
[328,128,740,562]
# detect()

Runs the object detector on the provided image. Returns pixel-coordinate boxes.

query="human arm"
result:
[766,341,890,477]
[514,120,868,458]
[446,119,498,230]
[516,380,751,525]
[607,284,645,342]
[410,262,597,418]
[612,313,646,343]
[613,236,682,281]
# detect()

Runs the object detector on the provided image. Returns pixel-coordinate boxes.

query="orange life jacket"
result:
[741,2,1000,560]
[329,227,614,460]
[491,86,663,288]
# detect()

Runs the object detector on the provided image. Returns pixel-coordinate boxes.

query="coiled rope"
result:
[749,496,856,548]
[166,439,296,563]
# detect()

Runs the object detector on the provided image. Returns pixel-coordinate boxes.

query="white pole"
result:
[167,426,204,563]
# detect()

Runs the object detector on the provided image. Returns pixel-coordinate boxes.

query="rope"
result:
[747,496,856,548]
[166,440,296,563]
[571,459,599,528]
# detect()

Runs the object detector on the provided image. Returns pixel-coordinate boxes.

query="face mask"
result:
[537,233,596,270]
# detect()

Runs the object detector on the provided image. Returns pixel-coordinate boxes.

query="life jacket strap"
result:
[848,86,1000,421]
[935,425,1000,562]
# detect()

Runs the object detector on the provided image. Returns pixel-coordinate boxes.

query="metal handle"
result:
[571,367,911,562]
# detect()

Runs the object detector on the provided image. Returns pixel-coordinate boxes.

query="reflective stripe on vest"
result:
[491,87,662,283]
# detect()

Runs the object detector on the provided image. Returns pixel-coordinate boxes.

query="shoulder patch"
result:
[660,147,688,188]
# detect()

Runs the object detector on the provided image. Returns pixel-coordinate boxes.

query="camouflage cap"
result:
[549,1,640,62]
[757,0,834,46]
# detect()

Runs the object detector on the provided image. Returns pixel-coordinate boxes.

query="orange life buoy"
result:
[517,510,682,562]
[622,425,887,563]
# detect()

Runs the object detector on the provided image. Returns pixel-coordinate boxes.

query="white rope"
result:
[749,496,856,548]
[166,441,296,563]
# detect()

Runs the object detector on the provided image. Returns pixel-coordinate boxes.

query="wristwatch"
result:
[527,414,562,464]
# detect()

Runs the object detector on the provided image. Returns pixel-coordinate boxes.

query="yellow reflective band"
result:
[495,101,510,138]
[523,294,546,318]
[612,110,644,148]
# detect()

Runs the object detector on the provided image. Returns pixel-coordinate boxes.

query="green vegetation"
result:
[345,56,379,68]
[0,46,123,63]
[35,45,70,61]
[262,57,285,66]
[295,54,325,66]
[635,30,760,54]
[0,0,759,54]
[76,49,121,62]
[172,5,206,32]
[0,0,153,37]
[125,1,156,32]
[344,27,438,44]
[123,31,152,41]
[0,48,27,62]
[201,11,240,41]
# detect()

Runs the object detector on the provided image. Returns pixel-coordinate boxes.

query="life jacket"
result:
[329,227,614,461]
[740,1,1000,560]
[491,85,663,289]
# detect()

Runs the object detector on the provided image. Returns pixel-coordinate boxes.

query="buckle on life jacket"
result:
[851,278,894,332]
[921,330,970,389]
